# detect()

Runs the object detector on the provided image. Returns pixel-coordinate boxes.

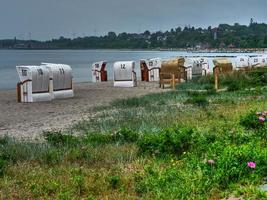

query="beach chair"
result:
[235,56,250,71]
[92,61,108,82]
[159,58,186,89]
[42,63,74,99]
[213,58,233,90]
[140,58,161,82]
[16,65,52,102]
[249,56,261,68]
[259,55,267,67]
[113,61,137,87]
[185,58,207,80]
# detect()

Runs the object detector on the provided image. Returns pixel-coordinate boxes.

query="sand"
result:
[0,81,165,140]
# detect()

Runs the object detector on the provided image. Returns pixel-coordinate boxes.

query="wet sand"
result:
[0,81,164,140]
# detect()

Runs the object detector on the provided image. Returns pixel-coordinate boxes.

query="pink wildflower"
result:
[258,116,265,123]
[207,159,215,165]
[262,111,267,116]
[247,162,256,169]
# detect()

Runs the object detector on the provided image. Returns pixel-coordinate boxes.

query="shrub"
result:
[185,94,209,107]
[0,156,6,176]
[70,168,86,195]
[107,175,121,189]
[227,82,242,91]
[44,131,80,147]
[207,142,267,188]
[240,110,266,130]
[247,68,267,86]
[112,128,139,143]
[138,126,193,156]
[41,149,62,165]
[204,84,216,95]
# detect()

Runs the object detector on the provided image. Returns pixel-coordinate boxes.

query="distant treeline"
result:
[1,22,267,49]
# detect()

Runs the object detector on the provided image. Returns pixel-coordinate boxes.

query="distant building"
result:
[212,28,218,40]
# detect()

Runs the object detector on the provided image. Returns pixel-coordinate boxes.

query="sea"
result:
[0,49,262,90]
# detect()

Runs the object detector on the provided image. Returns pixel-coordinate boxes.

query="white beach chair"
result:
[113,61,137,87]
[235,56,250,70]
[16,65,52,102]
[91,61,108,82]
[42,63,74,99]
[140,58,161,82]
[184,58,207,80]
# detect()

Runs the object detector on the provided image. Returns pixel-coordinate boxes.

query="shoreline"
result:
[0,48,266,53]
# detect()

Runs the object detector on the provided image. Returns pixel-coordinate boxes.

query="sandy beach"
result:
[0,81,164,140]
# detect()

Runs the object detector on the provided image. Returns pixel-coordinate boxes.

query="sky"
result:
[0,0,266,40]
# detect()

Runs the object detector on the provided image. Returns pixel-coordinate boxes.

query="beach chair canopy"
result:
[114,61,135,81]
[249,56,261,67]
[184,58,204,78]
[140,58,161,70]
[161,58,185,79]
[42,63,73,91]
[235,56,249,68]
[213,58,233,73]
[16,65,50,93]
[92,61,107,71]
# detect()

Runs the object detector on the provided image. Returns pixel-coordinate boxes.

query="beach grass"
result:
[1,69,267,199]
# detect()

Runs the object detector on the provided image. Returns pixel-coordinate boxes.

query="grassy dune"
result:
[1,69,267,200]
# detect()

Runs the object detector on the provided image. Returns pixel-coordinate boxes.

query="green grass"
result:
[0,69,267,199]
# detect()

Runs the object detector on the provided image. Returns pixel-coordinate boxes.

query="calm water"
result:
[0,49,260,90]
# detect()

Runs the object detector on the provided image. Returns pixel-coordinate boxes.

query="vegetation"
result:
[1,22,267,49]
[0,69,267,199]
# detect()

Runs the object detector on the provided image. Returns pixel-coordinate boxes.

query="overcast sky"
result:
[0,0,266,40]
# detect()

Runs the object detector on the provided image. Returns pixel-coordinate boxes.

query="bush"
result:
[247,68,267,86]
[138,126,193,156]
[85,128,139,145]
[112,128,139,143]
[206,142,267,188]
[185,93,209,107]
[227,82,242,91]
[240,111,266,130]
[107,175,121,189]
[0,156,6,176]
[44,132,80,147]
[204,84,216,95]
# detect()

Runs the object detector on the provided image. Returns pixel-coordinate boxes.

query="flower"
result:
[247,162,256,168]
[256,112,262,116]
[207,159,215,165]
[262,111,267,116]
[258,116,265,123]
